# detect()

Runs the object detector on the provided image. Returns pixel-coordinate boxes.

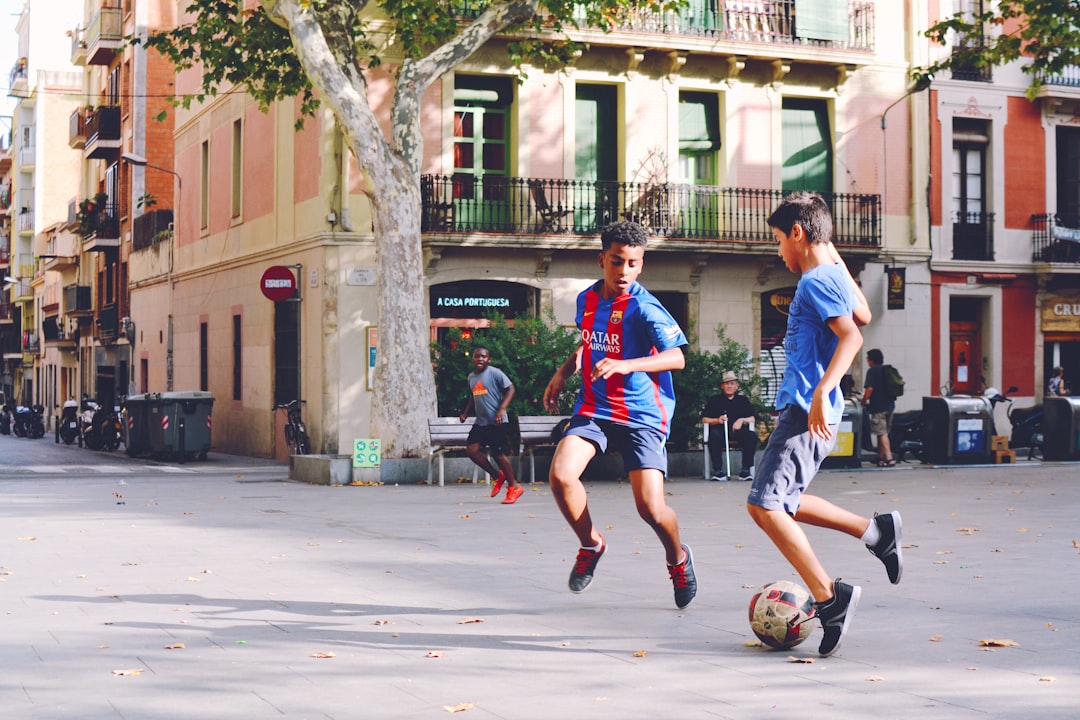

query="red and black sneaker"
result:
[668,544,698,609]
[568,537,605,593]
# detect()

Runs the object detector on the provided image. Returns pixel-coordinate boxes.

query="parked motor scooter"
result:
[79,397,101,449]
[56,399,80,445]
[0,402,12,435]
[13,404,46,439]
[982,386,1043,460]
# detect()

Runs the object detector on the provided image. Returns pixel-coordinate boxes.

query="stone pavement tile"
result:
[0,465,1076,719]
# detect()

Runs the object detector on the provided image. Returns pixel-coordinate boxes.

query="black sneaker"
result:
[709,473,726,482]
[816,579,861,657]
[668,544,697,609]
[738,467,753,481]
[867,511,903,584]
[568,538,605,593]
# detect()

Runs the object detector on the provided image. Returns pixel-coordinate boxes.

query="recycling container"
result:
[920,395,993,465]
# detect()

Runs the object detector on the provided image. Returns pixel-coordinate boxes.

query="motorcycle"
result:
[56,399,80,445]
[78,398,122,451]
[13,404,46,439]
[983,386,1043,460]
[0,403,11,435]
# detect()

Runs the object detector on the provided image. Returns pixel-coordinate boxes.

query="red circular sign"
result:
[260,266,297,302]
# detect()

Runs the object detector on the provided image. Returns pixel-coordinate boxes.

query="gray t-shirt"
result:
[467,365,513,426]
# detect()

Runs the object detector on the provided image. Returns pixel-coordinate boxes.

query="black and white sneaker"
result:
[867,511,903,584]
[816,579,861,657]
[709,473,726,482]
[668,544,697,609]
[738,467,753,481]
[568,537,605,593]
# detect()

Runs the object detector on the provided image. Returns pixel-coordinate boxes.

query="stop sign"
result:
[260,265,297,302]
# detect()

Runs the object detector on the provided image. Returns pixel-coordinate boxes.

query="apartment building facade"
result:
[920,1,1080,408]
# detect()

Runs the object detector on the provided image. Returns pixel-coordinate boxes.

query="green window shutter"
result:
[795,0,848,42]
[679,92,720,153]
[781,98,832,193]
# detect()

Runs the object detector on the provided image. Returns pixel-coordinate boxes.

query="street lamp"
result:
[121,152,179,391]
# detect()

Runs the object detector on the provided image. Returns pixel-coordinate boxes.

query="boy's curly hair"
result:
[767,191,833,244]
[600,220,648,250]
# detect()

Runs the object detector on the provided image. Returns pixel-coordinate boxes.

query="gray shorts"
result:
[868,410,893,436]
[747,406,837,515]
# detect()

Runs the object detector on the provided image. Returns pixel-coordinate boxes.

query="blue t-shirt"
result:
[774,262,857,425]
[573,281,688,436]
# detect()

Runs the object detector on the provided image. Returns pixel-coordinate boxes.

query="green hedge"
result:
[431,316,770,451]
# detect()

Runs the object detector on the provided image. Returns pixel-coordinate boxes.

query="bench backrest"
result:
[429,416,474,448]
[519,416,569,445]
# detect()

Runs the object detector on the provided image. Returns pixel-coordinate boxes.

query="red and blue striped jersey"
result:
[573,281,688,436]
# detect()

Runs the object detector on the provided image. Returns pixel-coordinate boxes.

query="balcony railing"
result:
[64,284,93,315]
[133,208,174,251]
[952,211,995,260]
[421,175,881,248]
[455,0,874,52]
[951,37,994,82]
[70,25,87,65]
[86,3,123,65]
[69,108,88,149]
[98,303,118,340]
[1033,213,1080,263]
[85,106,121,158]
[79,201,120,247]
[0,301,13,323]
[1043,64,1080,88]
[8,58,27,95]
[0,233,9,264]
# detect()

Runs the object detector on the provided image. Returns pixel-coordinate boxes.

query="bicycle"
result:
[274,399,311,455]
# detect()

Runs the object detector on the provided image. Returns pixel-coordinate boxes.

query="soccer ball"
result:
[748,580,817,650]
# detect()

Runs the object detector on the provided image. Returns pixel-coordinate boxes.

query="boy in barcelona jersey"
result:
[542,221,697,609]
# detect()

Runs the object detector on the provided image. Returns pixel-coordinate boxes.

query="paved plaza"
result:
[1,446,1076,719]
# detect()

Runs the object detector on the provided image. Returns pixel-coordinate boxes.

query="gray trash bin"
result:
[124,393,166,458]
[822,399,862,469]
[921,396,993,465]
[161,391,215,461]
[1042,396,1080,460]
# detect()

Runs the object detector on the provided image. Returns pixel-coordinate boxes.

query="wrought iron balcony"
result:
[85,106,121,159]
[952,211,995,260]
[79,201,120,250]
[421,175,881,249]
[1032,213,1080,263]
[97,303,119,340]
[951,37,994,82]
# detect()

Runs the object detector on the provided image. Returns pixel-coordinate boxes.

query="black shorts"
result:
[466,423,512,456]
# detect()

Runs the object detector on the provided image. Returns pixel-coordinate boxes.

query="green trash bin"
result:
[160,391,215,461]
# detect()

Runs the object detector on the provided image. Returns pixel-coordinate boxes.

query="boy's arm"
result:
[543,345,583,414]
[459,395,475,423]
[592,346,685,381]
[495,383,515,425]
[827,243,872,327]
[808,314,863,439]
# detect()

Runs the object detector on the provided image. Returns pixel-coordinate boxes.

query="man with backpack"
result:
[862,348,901,467]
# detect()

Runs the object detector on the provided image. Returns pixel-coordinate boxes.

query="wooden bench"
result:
[518,415,570,483]
[427,415,570,487]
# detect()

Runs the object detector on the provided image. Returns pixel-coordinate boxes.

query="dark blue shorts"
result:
[564,415,668,475]
[747,406,837,515]
[466,423,512,456]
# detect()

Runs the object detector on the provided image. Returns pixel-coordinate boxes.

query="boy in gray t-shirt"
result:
[459,347,522,504]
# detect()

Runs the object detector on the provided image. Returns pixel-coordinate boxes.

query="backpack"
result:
[882,364,905,399]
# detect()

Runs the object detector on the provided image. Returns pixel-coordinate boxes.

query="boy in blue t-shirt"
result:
[747,192,903,657]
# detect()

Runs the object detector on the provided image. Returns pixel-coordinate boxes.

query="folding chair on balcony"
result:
[529,181,573,233]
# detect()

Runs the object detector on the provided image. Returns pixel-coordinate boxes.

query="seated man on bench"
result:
[702,370,758,481]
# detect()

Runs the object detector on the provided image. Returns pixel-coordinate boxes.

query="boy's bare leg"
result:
[747,504,833,602]
[549,435,601,547]
[793,494,872,538]
[629,468,683,565]
[494,454,517,487]
[465,443,500,478]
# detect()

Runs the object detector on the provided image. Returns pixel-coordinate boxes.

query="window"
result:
[231,119,242,218]
[576,83,619,228]
[781,98,832,193]
[232,314,242,401]
[677,92,720,237]
[1058,126,1080,228]
[453,75,513,230]
[140,358,148,394]
[199,321,208,391]
[200,140,209,230]
[952,118,992,260]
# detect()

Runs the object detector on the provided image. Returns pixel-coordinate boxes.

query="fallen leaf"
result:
[443,703,474,713]
[1016,528,1029,533]
[1072,539,1078,548]
[979,639,1019,647]
[1040,676,1055,683]
[457,618,484,625]
[787,656,815,663]
[186,577,200,583]
[427,651,444,658]
[929,634,943,642]
[17,536,36,542]
[866,676,885,682]
[956,527,979,535]
[933,560,949,565]
[967,666,979,670]
[164,643,185,650]
[311,651,335,659]
[744,640,763,647]
[112,668,143,676]
[632,650,647,658]
[373,619,389,626]
[459,514,470,520]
